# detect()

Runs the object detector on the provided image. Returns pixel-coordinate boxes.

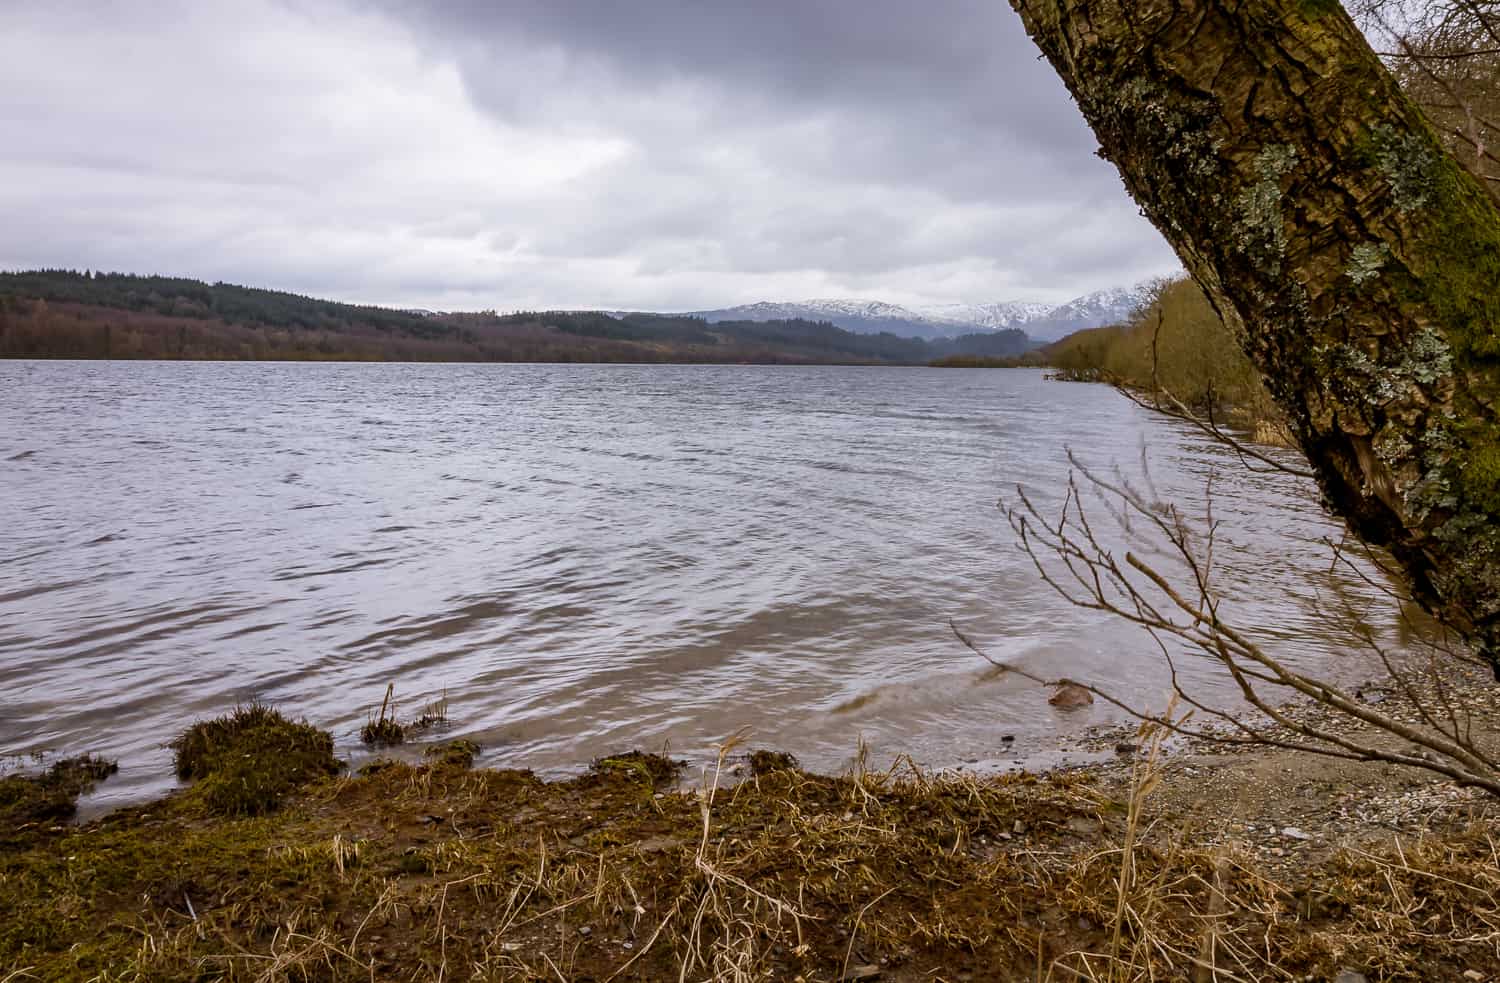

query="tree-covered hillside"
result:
[0,270,1034,364]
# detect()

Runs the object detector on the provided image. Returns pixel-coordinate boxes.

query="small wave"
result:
[272,556,393,581]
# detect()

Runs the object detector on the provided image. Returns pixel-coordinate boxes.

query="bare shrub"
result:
[965,452,1500,798]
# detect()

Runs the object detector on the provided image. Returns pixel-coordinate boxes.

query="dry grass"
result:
[360,685,450,748]
[5,709,1500,981]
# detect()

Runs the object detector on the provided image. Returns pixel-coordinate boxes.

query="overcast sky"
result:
[0,1,1181,311]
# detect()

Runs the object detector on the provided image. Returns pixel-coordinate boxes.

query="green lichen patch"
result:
[1235,144,1299,275]
[1403,328,1455,385]
[1372,123,1439,212]
[1346,242,1390,285]
[169,703,341,816]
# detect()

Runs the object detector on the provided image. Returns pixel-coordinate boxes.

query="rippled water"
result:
[0,361,1401,807]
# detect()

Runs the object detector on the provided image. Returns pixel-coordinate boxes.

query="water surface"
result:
[0,362,1398,806]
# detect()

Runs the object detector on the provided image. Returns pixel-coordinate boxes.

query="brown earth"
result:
[3,697,1499,982]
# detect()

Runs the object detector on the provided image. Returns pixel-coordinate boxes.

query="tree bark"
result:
[1009,0,1500,668]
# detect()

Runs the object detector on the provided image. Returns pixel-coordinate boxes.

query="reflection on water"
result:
[0,362,1397,806]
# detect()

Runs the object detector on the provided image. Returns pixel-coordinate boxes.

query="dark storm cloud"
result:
[388,0,1110,193]
[0,0,1179,310]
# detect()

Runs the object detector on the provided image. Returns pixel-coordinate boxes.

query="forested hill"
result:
[0,270,1034,365]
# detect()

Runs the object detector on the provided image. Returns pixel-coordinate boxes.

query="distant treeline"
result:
[1043,276,1283,430]
[929,353,1043,368]
[0,270,1035,365]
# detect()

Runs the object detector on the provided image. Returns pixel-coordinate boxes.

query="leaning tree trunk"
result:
[1009,0,1500,668]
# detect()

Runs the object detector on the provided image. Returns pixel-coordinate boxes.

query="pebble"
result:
[1282,827,1312,841]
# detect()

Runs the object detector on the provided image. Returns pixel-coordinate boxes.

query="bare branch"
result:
[988,459,1500,799]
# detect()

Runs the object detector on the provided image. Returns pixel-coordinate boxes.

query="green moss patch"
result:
[588,749,686,787]
[169,704,341,816]
[423,739,479,769]
[0,754,117,842]
[748,748,800,776]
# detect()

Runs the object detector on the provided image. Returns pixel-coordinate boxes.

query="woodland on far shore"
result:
[0,270,1035,366]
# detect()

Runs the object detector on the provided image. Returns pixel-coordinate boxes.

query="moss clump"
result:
[1368,122,1500,361]
[1298,0,1341,17]
[588,750,685,788]
[747,749,800,776]
[170,704,340,816]
[424,739,480,769]
[0,754,117,839]
[1458,444,1500,515]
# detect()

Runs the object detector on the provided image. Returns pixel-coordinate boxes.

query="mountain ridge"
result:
[678,284,1155,342]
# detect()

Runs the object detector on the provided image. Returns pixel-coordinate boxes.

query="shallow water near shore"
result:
[0,361,1403,807]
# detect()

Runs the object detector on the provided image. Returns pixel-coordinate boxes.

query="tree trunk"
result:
[1009,0,1500,668]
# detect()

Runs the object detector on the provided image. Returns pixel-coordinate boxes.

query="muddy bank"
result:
[3,705,1498,982]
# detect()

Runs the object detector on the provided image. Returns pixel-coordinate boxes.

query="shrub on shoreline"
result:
[1046,276,1284,431]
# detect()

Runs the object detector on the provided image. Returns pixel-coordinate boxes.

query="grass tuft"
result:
[169,703,341,816]
[359,717,404,746]
[359,683,405,747]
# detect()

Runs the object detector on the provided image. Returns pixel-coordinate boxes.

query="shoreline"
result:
[6,685,1499,981]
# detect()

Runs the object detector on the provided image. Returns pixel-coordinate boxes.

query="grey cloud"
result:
[0,0,1179,311]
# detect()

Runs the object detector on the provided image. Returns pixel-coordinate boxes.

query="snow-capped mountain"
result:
[1031,285,1156,341]
[685,283,1156,343]
[688,298,967,340]
[914,300,1056,331]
